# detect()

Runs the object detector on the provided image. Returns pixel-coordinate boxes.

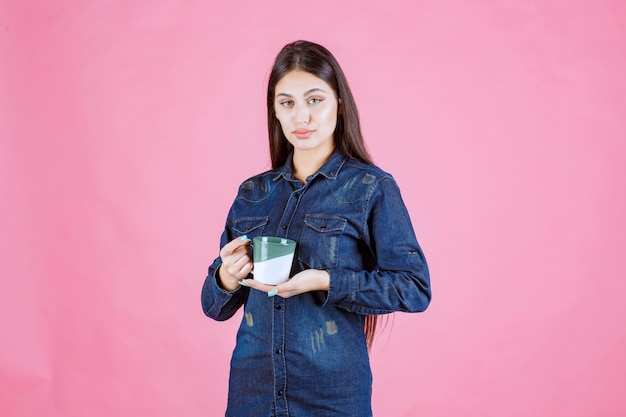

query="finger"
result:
[240,279,277,294]
[232,256,253,276]
[266,276,308,299]
[224,255,252,280]
[220,235,251,257]
[270,282,295,298]
[221,238,250,258]
[229,245,250,264]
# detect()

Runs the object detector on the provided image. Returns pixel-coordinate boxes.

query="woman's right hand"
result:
[217,236,253,292]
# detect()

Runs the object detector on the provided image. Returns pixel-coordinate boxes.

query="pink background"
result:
[1,1,625,416]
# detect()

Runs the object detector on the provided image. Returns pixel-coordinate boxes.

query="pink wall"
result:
[1,1,625,416]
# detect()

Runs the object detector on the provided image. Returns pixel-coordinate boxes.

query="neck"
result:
[292,146,335,184]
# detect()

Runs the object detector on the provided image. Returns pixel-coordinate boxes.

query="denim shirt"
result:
[201,151,431,417]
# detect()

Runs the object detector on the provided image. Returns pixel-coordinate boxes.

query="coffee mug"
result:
[250,236,296,285]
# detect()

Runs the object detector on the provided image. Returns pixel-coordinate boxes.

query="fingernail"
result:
[239,235,251,242]
[238,280,248,287]
[267,289,278,297]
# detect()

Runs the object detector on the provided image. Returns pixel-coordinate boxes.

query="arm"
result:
[324,177,431,314]
[201,233,252,321]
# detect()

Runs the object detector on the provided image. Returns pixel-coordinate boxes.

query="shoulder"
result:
[339,159,394,186]
[329,159,397,203]
[235,168,281,202]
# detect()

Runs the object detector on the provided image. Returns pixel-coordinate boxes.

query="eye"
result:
[279,100,293,107]
[308,97,323,105]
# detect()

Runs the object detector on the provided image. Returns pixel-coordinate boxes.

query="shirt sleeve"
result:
[323,176,431,314]
[201,225,248,321]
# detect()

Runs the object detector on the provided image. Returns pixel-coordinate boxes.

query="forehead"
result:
[274,70,335,96]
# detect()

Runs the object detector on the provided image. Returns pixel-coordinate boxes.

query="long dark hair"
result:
[266,40,378,348]
[266,40,373,168]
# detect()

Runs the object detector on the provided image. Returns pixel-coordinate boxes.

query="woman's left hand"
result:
[240,269,330,298]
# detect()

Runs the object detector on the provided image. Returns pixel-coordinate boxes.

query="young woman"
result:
[201,40,431,417]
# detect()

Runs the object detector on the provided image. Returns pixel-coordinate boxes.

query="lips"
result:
[293,129,314,139]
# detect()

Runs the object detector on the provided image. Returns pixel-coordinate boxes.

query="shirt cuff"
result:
[210,268,240,310]
[323,268,357,308]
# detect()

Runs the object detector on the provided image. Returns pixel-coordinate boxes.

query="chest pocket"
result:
[298,214,347,269]
[231,216,269,238]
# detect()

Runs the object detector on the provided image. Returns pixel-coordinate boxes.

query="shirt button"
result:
[277,390,284,396]
[281,225,287,230]
[275,349,282,354]
[275,305,282,310]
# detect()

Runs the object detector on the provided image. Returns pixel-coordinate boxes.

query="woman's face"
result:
[274,70,339,158]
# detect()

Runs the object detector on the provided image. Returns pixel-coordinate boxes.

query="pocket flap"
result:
[303,215,346,233]
[232,216,269,235]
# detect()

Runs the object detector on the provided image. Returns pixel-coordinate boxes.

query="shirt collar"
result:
[273,150,346,182]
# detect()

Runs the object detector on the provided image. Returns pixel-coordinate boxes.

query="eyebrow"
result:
[275,88,327,98]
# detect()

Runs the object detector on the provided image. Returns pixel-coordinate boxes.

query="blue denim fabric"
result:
[202,151,431,417]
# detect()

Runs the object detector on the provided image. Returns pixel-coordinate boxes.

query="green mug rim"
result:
[252,236,296,262]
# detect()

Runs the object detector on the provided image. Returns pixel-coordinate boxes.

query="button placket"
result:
[272,296,288,413]
[275,184,306,238]
[272,183,306,415]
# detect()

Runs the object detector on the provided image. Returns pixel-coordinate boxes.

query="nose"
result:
[296,104,309,124]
